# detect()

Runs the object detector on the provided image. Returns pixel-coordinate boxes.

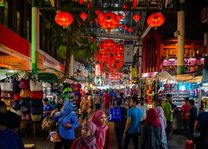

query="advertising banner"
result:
[124,44,134,63]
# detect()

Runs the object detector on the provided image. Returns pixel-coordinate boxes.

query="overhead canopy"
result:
[154,71,176,81]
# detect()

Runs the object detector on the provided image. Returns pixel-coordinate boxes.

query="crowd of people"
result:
[0,89,208,149]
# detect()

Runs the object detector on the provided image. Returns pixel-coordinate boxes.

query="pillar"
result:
[177,0,185,75]
[69,54,74,77]
[31,0,39,73]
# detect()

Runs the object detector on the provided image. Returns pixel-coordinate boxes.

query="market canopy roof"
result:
[154,71,176,81]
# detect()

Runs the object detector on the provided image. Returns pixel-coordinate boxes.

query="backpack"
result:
[108,107,122,122]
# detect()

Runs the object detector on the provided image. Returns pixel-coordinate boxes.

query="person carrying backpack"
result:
[112,98,127,149]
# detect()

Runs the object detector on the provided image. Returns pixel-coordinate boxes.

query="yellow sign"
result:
[132,67,137,78]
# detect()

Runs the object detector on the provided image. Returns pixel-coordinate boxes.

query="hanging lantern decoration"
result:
[133,14,140,22]
[87,2,92,8]
[132,0,138,7]
[128,28,134,32]
[97,12,121,31]
[78,0,84,5]
[95,10,101,16]
[123,4,128,14]
[116,13,123,21]
[95,39,124,73]
[80,12,88,21]
[55,11,73,27]
[119,24,125,28]
[147,12,165,28]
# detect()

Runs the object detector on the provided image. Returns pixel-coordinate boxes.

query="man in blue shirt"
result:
[43,98,54,119]
[124,96,143,149]
[0,113,24,149]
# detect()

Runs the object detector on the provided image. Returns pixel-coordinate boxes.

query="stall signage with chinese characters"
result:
[163,58,204,66]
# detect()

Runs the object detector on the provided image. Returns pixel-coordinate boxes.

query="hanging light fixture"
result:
[147,12,165,28]
[78,0,84,5]
[80,12,88,21]
[55,11,73,27]
[133,14,140,22]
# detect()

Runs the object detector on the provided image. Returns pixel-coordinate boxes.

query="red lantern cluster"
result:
[147,12,165,28]
[119,24,134,33]
[96,12,123,31]
[95,39,124,73]
[55,11,73,27]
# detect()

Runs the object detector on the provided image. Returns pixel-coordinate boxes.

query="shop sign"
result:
[124,44,134,63]
[131,67,137,78]
[42,51,64,72]
[142,72,158,78]
[163,59,176,66]
[95,64,101,76]
[163,58,204,66]
[109,73,122,80]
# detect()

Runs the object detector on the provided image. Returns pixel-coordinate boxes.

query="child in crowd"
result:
[71,121,98,149]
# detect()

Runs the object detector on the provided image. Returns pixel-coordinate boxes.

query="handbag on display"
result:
[20,106,30,112]
[12,79,21,93]
[1,91,13,98]
[19,79,30,89]
[13,94,21,101]
[31,106,43,115]
[19,98,30,106]
[20,89,30,98]
[0,83,13,91]
[12,101,21,110]
[30,80,43,91]
[30,91,43,99]
[30,99,43,107]
[31,114,42,122]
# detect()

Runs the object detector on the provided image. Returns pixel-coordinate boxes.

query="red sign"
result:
[0,24,30,57]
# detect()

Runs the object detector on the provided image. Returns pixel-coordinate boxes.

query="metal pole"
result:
[177,0,185,75]
[31,0,39,73]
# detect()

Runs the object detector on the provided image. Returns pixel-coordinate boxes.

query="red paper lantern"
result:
[55,11,73,27]
[132,0,138,7]
[123,5,128,14]
[133,14,140,22]
[128,28,134,32]
[119,24,125,28]
[80,12,88,21]
[97,12,121,31]
[116,13,123,21]
[79,0,84,5]
[147,13,165,28]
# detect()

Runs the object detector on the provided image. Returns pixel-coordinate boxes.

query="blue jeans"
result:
[165,121,172,141]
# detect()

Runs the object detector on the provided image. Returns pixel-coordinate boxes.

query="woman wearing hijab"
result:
[71,121,98,149]
[90,110,110,149]
[57,101,79,149]
[155,107,168,149]
[141,108,163,149]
